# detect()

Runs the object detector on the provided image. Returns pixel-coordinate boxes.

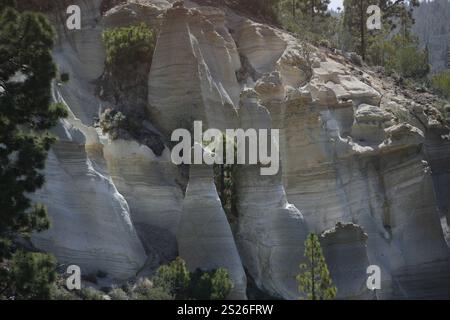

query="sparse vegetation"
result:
[153,257,233,300]
[432,72,450,99]
[297,233,337,300]
[208,134,238,223]
[383,36,430,79]
[99,108,140,140]
[129,278,174,300]
[188,268,234,300]
[102,23,156,67]
[79,287,106,300]
[108,287,129,300]
[276,0,337,46]
[52,258,234,301]
[59,72,70,83]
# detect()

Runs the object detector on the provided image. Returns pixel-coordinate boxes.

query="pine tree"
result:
[296,233,337,300]
[343,0,375,60]
[343,0,419,61]
[297,0,330,21]
[0,2,67,299]
[285,0,330,32]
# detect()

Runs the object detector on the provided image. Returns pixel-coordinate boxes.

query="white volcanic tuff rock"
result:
[32,119,146,280]
[226,16,287,75]
[51,0,106,125]
[38,0,450,299]
[177,163,247,299]
[265,50,450,298]
[238,12,450,297]
[234,90,308,299]
[351,104,392,143]
[320,223,373,300]
[148,6,241,135]
[103,140,183,265]
[146,4,450,298]
[103,1,171,29]
[424,127,450,243]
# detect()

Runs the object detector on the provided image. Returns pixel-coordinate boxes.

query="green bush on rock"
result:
[102,22,156,67]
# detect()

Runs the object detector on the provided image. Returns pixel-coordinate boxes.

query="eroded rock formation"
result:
[29,0,450,299]
[178,160,247,299]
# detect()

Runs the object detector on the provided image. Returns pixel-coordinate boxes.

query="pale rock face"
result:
[234,90,308,299]
[265,43,450,298]
[148,6,241,135]
[178,163,247,299]
[31,0,450,298]
[103,140,183,266]
[231,7,450,298]
[51,0,106,125]
[32,119,146,280]
[320,223,372,300]
[351,104,391,143]
[229,19,287,75]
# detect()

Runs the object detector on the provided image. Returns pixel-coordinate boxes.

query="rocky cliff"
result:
[30,0,450,299]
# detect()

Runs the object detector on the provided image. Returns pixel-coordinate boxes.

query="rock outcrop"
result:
[32,109,146,280]
[234,89,308,299]
[178,161,247,299]
[320,223,372,299]
[29,0,450,299]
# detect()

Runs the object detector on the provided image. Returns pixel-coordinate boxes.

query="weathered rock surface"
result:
[148,5,241,135]
[30,0,450,298]
[234,90,308,299]
[178,162,247,299]
[103,140,183,267]
[32,113,146,280]
[320,223,372,299]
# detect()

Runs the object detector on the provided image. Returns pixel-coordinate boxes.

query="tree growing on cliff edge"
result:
[297,233,337,300]
[0,2,67,299]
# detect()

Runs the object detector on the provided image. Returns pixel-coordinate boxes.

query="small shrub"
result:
[99,108,141,140]
[383,36,430,79]
[131,278,174,300]
[99,108,127,139]
[432,72,450,98]
[80,287,105,300]
[210,268,233,300]
[59,72,70,83]
[318,39,331,48]
[50,282,78,300]
[153,257,190,299]
[152,257,233,300]
[188,268,233,300]
[109,287,129,300]
[102,23,156,67]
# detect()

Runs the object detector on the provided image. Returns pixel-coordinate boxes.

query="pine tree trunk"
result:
[292,0,296,18]
[360,0,366,60]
